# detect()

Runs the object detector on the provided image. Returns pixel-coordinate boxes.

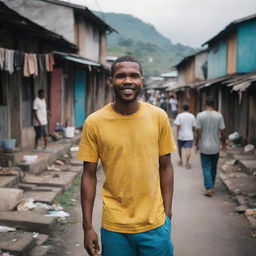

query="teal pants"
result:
[101,217,173,256]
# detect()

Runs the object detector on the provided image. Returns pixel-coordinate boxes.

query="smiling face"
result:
[109,62,144,103]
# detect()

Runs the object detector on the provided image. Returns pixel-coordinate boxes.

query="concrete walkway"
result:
[56,151,256,256]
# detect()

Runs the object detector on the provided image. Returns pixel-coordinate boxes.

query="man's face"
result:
[110,62,143,103]
[39,92,44,99]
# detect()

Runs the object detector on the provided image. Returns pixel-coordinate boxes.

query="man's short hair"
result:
[183,104,189,111]
[38,89,44,95]
[205,96,215,107]
[110,56,143,77]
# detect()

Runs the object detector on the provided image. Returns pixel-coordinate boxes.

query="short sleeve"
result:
[159,113,176,156]
[196,114,201,129]
[192,115,196,127]
[219,115,225,130]
[174,115,180,125]
[77,120,99,162]
[33,99,39,110]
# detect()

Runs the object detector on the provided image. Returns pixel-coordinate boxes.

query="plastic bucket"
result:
[64,127,75,138]
[2,139,16,150]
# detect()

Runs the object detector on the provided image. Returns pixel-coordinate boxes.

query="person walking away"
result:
[195,96,226,197]
[78,56,176,256]
[169,95,178,119]
[33,89,51,152]
[174,104,196,168]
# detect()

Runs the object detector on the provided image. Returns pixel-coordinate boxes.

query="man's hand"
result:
[84,228,100,256]
[195,144,199,153]
[221,143,227,152]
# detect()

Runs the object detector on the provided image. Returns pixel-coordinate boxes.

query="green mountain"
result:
[94,11,196,76]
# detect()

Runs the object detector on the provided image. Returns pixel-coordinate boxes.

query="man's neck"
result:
[112,100,140,116]
[205,106,214,111]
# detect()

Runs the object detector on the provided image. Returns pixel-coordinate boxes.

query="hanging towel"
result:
[45,54,50,72]
[48,54,55,72]
[23,53,30,77]
[38,54,45,72]
[14,51,24,70]
[0,48,5,70]
[4,49,14,74]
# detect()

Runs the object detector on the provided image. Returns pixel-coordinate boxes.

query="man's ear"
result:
[141,77,144,87]
[108,76,113,88]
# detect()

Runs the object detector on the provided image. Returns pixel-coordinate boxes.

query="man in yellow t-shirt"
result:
[78,56,176,256]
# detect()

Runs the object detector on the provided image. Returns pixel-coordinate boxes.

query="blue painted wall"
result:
[237,19,256,73]
[208,39,227,79]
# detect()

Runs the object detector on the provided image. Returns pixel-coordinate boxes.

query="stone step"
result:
[238,160,256,175]
[23,171,78,191]
[0,175,20,188]
[0,188,24,211]
[0,232,36,256]
[0,211,57,235]
[23,189,62,204]
[16,135,80,175]
[29,245,52,256]
[35,234,48,246]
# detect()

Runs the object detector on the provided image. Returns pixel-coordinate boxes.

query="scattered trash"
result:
[57,217,68,224]
[0,251,14,256]
[52,203,63,211]
[17,198,35,211]
[11,239,17,242]
[75,243,80,247]
[64,127,75,138]
[32,232,39,239]
[245,209,256,217]
[228,132,241,144]
[0,226,16,233]
[251,231,256,238]
[44,210,70,218]
[70,146,79,152]
[22,155,38,163]
[235,205,247,213]
[55,160,65,166]
[244,144,255,153]
[47,165,61,172]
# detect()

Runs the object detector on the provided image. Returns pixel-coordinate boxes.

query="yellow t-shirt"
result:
[78,101,176,233]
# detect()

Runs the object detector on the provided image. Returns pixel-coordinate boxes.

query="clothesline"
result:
[0,47,55,77]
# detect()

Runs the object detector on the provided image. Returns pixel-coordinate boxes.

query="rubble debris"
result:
[245,209,256,217]
[47,165,61,172]
[244,144,255,153]
[54,160,65,166]
[44,210,70,218]
[235,205,247,213]
[0,226,16,233]
[22,155,38,163]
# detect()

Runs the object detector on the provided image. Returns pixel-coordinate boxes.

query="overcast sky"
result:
[66,0,256,48]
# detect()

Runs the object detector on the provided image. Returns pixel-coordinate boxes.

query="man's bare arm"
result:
[81,161,100,256]
[33,110,41,125]
[159,154,174,220]
[220,129,226,151]
[195,129,201,151]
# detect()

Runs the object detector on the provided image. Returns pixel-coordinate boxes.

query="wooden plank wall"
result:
[227,32,237,74]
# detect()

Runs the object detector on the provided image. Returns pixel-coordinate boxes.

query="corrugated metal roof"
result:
[64,56,100,66]
[202,13,256,46]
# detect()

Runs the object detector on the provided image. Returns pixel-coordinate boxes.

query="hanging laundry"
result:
[48,54,55,72]
[4,49,14,74]
[28,54,38,76]
[23,53,30,77]
[45,54,50,72]
[38,54,45,72]
[0,48,5,70]
[23,53,38,77]
[14,51,24,70]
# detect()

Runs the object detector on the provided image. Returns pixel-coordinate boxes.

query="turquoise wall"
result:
[237,19,256,73]
[208,39,227,79]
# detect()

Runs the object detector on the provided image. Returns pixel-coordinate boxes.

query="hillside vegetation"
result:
[94,11,196,76]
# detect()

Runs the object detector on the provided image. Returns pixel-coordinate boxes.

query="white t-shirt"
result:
[170,98,178,111]
[33,97,47,126]
[174,112,196,140]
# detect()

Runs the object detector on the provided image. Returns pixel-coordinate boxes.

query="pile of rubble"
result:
[0,149,83,256]
[219,145,256,235]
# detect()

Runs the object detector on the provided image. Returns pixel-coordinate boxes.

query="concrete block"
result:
[0,188,24,211]
[23,171,78,191]
[0,211,57,235]
[35,234,48,246]
[239,160,256,175]
[24,189,61,204]
[0,176,20,188]
[0,232,36,256]
[29,245,52,256]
